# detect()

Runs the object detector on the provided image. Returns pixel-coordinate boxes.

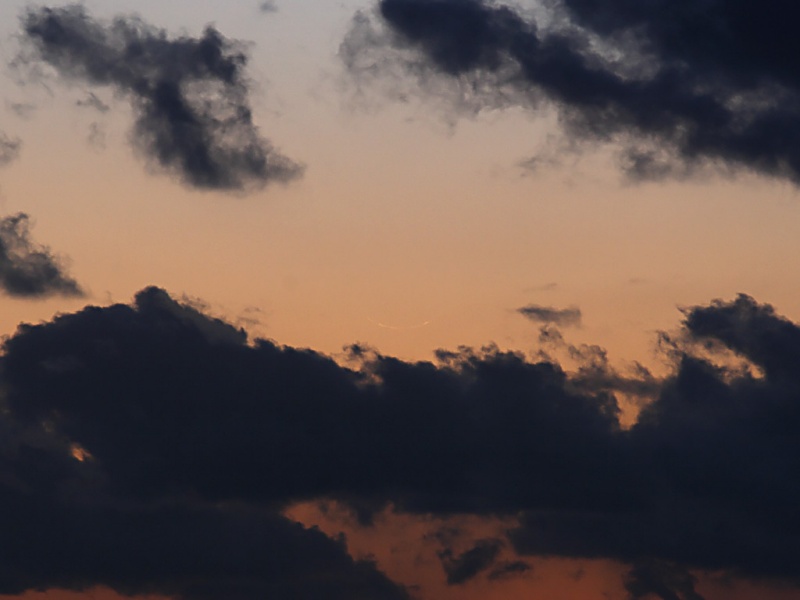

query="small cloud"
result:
[7,102,37,119]
[524,282,558,292]
[487,560,532,581]
[438,539,503,585]
[624,560,706,600]
[0,133,22,167]
[517,304,581,327]
[0,213,84,298]
[259,1,278,12]
[76,92,110,113]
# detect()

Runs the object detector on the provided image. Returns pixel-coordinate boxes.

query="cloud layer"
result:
[2,287,800,594]
[0,213,83,298]
[343,0,800,184]
[21,5,303,191]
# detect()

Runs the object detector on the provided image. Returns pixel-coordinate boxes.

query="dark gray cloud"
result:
[624,560,705,600]
[0,483,407,599]
[3,288,800,592]
[438,538,503,585]
[3,288,622,513]
[0,132,22,166]
[487,560,531,581]
[343,0,800,185]
[510,294,800,581]
[259,1,279,13]
[0,213,83,298]
[535,324,661,400]
[21,4,303,192]
[518,303,581,327]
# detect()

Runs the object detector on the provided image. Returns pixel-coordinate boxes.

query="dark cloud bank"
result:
[2,287,800,598]
[20,5,303,192]
[342,0,800,183]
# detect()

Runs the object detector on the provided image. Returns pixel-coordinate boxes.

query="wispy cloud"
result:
[0,213,83,298]
[517,303,581,327]
[20,4,303,192]
[0,132,22,167]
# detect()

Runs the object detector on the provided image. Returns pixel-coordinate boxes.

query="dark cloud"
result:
[4,288,800,592]
[624,560,705,600]
[681,293,800,381]
[343,0,800,185]
[0,132,22,166]
[438,538,503,585]
[3,288,623,514]
[535,324,662,400]
[0,213,84,298]
[511,295,800,581]
[21,4,303,191]
[259,1,279,13]
[0,478,408,599]
[487,560,531,581]
[0,309,405,598]
[518,303,581,327]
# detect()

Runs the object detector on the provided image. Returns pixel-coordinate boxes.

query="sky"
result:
[1,1,800,599]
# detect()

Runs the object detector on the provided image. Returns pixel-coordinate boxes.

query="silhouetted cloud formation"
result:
[0,487,407,599]
[21,5,303,191]
[511,294,800,580]
[535,324,661,400]
[518,303,581,327]
[0,132,22,166]
[0,213,83,298]
[438,538,503,585]
[343,0,800,184]
[624,560,705,600]
[3,288,800,593]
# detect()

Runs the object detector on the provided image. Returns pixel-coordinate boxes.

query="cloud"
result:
[7,102,36,119]
[487,560,531,581]
[624,560,706,600]
[343,0,800,185]
[259,1,279,13]
[2,288,622,512]
[438,538,503,585]
[4,288,800,591]
[76,92,110,113]
[0,132,22,166]
[517,303,581,327]
[0,213,84,298]
[0,298,407,600]
[20,4,303,192]
[535,324,661,400]
[510,294,800,580]
[0,482,408,599]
